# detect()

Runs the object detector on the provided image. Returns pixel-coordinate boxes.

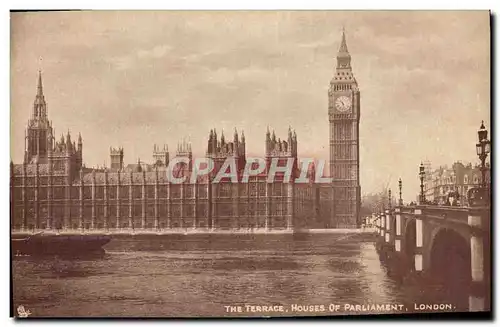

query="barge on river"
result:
[11,231,111,256]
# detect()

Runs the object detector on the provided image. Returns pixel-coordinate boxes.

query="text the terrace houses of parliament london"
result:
[10,31,361,232]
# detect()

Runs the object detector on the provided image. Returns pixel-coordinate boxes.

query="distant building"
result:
[423,161,491,204]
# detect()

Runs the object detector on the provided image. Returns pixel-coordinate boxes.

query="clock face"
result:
[335,96,352,112]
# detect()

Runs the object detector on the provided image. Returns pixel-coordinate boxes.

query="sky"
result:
[10,11,490,201]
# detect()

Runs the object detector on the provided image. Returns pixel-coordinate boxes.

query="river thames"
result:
[12,233,468,317]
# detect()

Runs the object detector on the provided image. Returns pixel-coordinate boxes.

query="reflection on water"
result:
[12,233,468,317]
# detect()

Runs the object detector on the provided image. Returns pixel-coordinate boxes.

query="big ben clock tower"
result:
[328,29,361,228]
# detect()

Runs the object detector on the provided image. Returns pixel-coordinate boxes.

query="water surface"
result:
[12,233,467,317]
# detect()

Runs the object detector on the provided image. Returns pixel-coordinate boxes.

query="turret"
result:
[78,132,82,151]
[110,146,124,171]
[240,130,246,157]
[234,128,239,145]
[153,143,169,166]
[66,130,72,153]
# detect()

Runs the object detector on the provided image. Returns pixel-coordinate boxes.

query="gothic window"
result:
[147,205,154,218]
[185,205,193,217]
[133,186,142,199]
[133,203,141,217]
[274,183,282,196]
[83,186,91,199]
[158,185,168,198]
[95,186,104,199]
[39,187,47,200]
[217,183,229,198]
[198,185,207,198]
[54,186,64,199]
[70,186,79,199]
[26,177,35,186]
[249,182,257,197]
[171,185,180,198]
[109,187,117,200]
[14,188,22,201]
[171,204,180,217]
[258,182,266,196]
[147,185,155,199]
[121,186,129,198]
[464,175,469,184]
[239,184,247,197]
[121,205,128,216]
[473,175,479,184]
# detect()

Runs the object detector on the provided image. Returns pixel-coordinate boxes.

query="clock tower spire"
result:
[337,28,351,69]
[328,29,361,228]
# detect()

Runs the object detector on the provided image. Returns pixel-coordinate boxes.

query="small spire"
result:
[338,28,349,54]
[78,132,82,144]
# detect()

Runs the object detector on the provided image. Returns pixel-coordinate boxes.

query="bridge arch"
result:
[428,227,471,284]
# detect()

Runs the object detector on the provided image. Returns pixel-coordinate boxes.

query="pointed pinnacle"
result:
[37,70,43,96]
[339,28,349,54]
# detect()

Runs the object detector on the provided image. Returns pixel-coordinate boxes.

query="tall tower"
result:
[25,71,54,164]
[328,29,361,228]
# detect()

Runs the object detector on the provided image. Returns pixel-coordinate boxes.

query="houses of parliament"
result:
[10,31,361,231]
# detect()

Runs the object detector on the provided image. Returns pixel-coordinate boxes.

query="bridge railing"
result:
[395,204,490,232]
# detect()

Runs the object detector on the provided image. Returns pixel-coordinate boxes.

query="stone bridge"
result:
[370,205,490,312]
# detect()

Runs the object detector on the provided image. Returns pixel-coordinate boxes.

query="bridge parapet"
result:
[395,205,489,232]
[420,205,469,225]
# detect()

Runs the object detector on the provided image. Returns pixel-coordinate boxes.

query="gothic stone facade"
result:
[11,32,361,231]
[11,124,327,231]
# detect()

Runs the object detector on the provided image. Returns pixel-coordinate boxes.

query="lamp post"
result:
[476,121,490,189]
[398,178,403,206]
[419,162,425,204]
[388,188,392,210]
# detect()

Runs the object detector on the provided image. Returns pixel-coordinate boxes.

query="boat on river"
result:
[11,231,111,256]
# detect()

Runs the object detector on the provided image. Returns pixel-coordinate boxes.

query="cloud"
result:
[107,44,173,70]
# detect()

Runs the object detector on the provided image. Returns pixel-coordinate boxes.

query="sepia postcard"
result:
[10,10,491,318]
